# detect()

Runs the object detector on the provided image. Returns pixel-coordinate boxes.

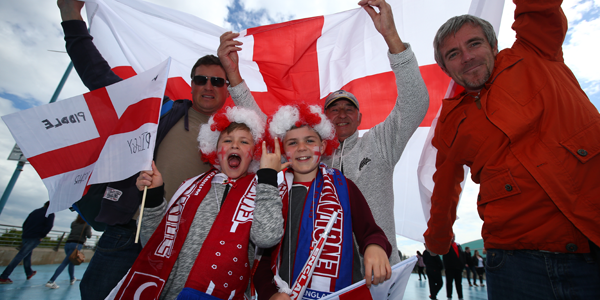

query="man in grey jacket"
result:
[219,0,429,266]
[321,0,429,265]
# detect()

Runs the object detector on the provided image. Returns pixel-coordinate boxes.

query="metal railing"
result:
[0,224,100,251]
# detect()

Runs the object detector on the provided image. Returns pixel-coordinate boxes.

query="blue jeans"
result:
[49,242,82,282]
[80,223,141,300]
[465,265,476,284]
[0,238,41,279]
[486,249,600,300]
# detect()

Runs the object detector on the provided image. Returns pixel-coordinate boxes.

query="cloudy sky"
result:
[1,0,598,256]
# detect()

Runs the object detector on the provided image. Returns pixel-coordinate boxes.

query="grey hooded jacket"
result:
[321,44,429,265]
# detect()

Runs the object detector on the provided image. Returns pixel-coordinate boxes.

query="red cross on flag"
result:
[1,59,170,215]
[81,0,504,241]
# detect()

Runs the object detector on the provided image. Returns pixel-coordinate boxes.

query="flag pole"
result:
[135,186,148,243]
[0,62,73,217]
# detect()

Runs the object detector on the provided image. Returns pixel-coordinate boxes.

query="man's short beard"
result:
[463,69,491,92]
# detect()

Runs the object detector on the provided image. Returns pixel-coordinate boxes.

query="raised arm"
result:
[512,0,567,61]
[359,0,405,54]
[218,31,266,119]
[218,31,244,87]
[58,0,84,21]
[58,0,122,90]
[360,0,429,166]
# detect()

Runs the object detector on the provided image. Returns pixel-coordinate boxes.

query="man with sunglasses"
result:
[57,1,264,299]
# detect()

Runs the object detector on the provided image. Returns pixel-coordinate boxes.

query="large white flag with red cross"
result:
[1,59,170,215]
[81,0,504,241]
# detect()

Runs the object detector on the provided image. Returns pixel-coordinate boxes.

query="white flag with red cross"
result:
[1,59,170,215]
[81,0,504,241]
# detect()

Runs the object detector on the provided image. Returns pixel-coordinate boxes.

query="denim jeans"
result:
[49,242,82,282]
[80,223,141,300]
[486,249,600,300]
[0,238,41,279]
[465,265,476,284]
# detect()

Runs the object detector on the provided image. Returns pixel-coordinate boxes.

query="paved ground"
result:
[403,273,489,300]
[0,263,489,299]
[0,263,88,300]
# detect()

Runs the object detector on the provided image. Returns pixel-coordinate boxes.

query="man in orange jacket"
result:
[424,0,600,299]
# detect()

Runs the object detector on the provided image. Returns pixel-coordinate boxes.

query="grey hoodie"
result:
[321,44,429,265]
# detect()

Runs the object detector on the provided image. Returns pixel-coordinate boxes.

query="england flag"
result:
[80,0,504,241]
[2,59,170,215]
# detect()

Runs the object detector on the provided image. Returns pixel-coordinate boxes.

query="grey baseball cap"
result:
[324,90,360,110]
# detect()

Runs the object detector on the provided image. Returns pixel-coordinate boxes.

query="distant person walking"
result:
[464,247,476,286]
[442,235,465,299]
[423,244,443,300]
[45,215,92,289]
[417,250,427,280]
[0,201,55,284]
[473,250,485,287]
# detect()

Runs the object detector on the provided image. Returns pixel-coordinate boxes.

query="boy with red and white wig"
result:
[253,104,392,300]
[107,106,285,300]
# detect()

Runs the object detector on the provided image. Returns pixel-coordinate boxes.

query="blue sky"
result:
[0,0,598,256]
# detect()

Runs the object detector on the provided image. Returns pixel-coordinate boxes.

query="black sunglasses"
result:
[192,75,228,87]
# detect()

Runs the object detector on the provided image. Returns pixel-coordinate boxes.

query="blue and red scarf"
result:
[273,165,354,300]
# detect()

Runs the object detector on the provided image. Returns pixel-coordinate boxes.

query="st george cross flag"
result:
[80,0,504,241]
[1,59,170,215]
[320,256,417,300]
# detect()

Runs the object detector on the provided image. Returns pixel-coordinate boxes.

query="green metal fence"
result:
[0,224,100,251]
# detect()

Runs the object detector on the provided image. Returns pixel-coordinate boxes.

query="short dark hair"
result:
[223,122,251,135]
[190,54,225,79]
[434,15,497,70]
[44,201,50,208]
[289,125,323,141]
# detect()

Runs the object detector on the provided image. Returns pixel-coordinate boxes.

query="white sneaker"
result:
[70,278,77,285]
[46,282,60,289]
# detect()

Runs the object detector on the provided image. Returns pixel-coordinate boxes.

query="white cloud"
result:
[497,0,600,100]
[242,0,356,21]
[0,1,73,104]
[564,17,600,87]
[142,0,231,28]
[562,0,593,24]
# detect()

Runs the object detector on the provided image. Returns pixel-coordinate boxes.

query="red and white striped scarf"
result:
[114,169,257,300]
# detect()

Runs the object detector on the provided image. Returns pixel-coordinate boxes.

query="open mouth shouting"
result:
[228,153,242,169]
